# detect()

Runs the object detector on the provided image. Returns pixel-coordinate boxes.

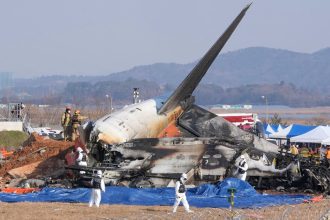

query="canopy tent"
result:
[264,124,275,134]
[269,124,317,139]
[269,125,292,139]
[277,124,286,132]
[264,123,286,134]
[263,124,276,138]
[263,124,286,137]
[321,137,330,145]
[290,126,330,143]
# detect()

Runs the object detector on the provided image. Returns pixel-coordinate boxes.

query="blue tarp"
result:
[263,124,288,134]
[286,124,317,139]
[264,124,275,135]
[270,124,317,139]
[0,178,310,208]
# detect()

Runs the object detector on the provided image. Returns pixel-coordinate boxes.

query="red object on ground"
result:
[74,138,87,152]
[1,187,40,194]
[303,195,323,203]
[0,149,14,158]
[65,151,77,166]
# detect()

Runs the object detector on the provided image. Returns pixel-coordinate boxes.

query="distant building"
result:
[211,104,252,110]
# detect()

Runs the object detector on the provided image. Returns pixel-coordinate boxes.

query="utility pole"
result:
[105,94,112,114]
[261,95,268,123]
[133,88,140,104]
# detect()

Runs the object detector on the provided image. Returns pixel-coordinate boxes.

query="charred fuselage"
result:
[66,4,330,193]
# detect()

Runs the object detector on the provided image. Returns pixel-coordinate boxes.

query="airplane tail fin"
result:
[158,3,251,114]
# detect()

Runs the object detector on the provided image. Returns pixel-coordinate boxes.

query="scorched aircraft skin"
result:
[87,4,251,147]
[70,4,330,192]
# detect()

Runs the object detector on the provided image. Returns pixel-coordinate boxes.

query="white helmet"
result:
[181,173,187,180]
[97,170,102,177]
[240,155,245,159]
[77,147,83,153]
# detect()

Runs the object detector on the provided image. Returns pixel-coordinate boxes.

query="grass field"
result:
[0,131,28,149]
[18,104,330,129]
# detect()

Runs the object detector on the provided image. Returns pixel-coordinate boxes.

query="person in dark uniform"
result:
[61,107,71,141]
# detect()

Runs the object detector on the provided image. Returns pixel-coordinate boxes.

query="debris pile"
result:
[0,133,73,187]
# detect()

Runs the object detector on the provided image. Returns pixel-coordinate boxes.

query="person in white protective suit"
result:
[172,173,193,213]
[235,155,248,181]
[89,170,105,207]
[76,147,88,174]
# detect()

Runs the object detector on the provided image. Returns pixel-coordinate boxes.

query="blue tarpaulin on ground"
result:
[0,178,310,208]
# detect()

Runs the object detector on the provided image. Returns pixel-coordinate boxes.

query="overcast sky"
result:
[1,0,329,77]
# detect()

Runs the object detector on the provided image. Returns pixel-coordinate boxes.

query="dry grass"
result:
[24,105,110,128]
[0,131,28,149]
[9,99,330,130]
[211,107,330,125]
[23,105,330,129]
[0,200,329,220]
[212,106,330,115]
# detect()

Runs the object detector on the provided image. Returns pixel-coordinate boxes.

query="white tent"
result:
[321,137,330,145]
[265,124,276,136]
[270,124,317,139]
[269,125,292,139]
[277,124,285,133]
[290,126,330,143]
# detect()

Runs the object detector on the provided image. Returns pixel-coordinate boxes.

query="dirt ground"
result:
[0,199,329,220]
[1,110,330,219]
[0,133,74,187]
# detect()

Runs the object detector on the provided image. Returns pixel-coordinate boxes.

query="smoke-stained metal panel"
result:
[178,105,280,154]
[178,105,254,144]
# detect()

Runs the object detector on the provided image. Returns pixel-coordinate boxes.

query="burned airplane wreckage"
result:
[67,4,330,193]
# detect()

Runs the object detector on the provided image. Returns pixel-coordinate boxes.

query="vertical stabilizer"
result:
[158,4,251,114]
